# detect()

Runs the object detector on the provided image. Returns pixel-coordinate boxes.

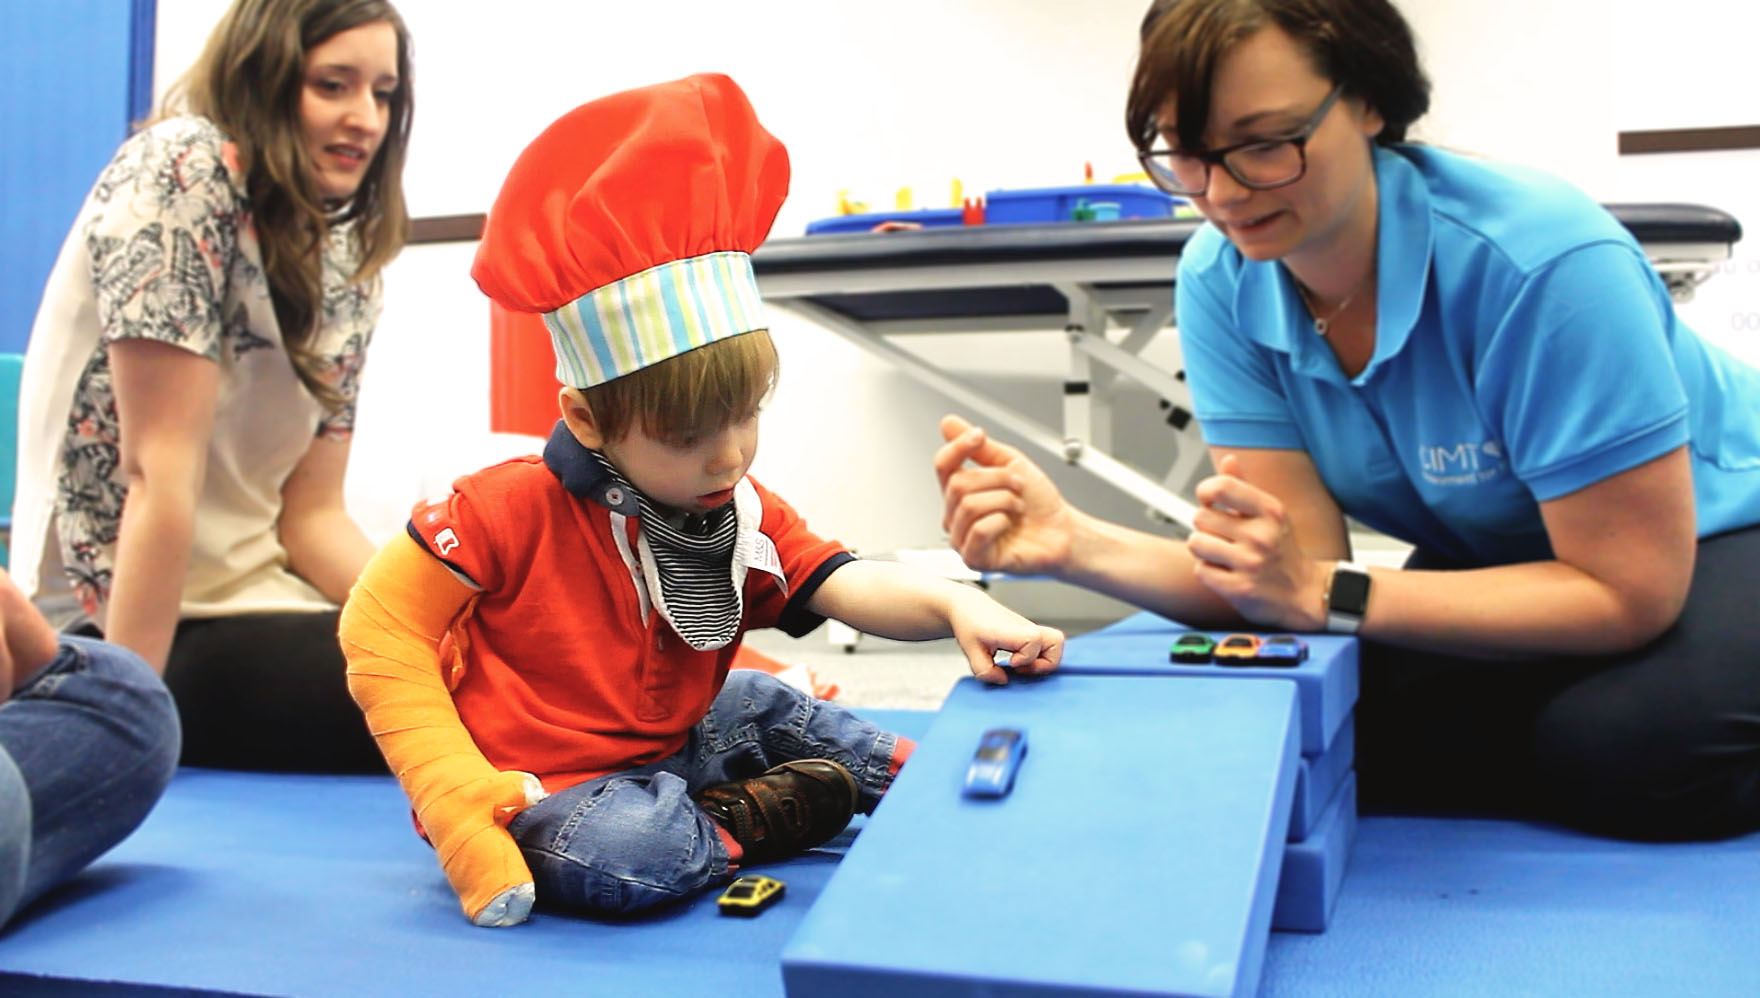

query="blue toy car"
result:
[1254,634,1308,666]
[963,728,1028,798]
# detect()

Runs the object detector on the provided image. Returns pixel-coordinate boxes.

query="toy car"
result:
[718,874,786,916]
[963,727,1028,798]
[1169,631,1216,663]
[1254,634,1308,666]
[1212,633,1261,664]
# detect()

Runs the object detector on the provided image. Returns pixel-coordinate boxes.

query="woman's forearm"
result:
[281,506,376,605]
[1354,559,1676,660]
[1059,510,1246,627]
[105,484,200,673]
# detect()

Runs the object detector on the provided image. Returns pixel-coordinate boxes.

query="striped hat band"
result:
[541,250,765,388]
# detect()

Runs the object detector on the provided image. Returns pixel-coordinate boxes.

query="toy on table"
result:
[963,727,1028,798]
[1169,631,1216,663]
[835,189,868,215]
[719,875,787,916]
[1254,635,1308,666]
[807,162,1183,234]
[1213,633,1261,664]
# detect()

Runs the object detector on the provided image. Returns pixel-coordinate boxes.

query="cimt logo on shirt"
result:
[1419,440,1506,486]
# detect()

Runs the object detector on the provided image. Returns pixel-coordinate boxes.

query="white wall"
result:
[1607,0,1760,374]
[1401,0,1619,195]
[158,0,1176,553]
[152,0,1760,560]
[1402,1,1760,376]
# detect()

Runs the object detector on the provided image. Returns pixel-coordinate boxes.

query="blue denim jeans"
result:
[508,670,902,915]
[0,635,181,925]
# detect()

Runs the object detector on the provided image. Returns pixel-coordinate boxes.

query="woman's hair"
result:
[158,0,413,408]
[581,330,780,446]
[1127,0,1429,154]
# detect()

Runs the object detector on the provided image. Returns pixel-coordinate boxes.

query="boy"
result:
[338,74,1063,927]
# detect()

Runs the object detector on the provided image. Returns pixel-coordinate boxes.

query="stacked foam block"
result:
[1060,613,1360,933]
[781,613,1359,997]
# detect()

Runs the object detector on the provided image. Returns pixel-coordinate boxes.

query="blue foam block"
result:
[784,674,1300,998]
[1061,612,1358,756]
[1273,772,1357,933]
[1288,714,1354,841]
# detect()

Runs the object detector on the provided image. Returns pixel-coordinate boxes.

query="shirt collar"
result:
[1366,145,1433,374]
[1230,144,1434,384]
[542,420,643,516]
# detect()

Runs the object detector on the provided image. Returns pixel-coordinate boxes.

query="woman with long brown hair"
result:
[13,0,414,771]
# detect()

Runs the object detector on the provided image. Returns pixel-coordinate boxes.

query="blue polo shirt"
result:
[1178,144,1760,566]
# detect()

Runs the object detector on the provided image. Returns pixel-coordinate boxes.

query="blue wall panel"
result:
[0,0,154,355]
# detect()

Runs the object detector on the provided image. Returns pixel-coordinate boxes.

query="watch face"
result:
[1330,567,1371,615]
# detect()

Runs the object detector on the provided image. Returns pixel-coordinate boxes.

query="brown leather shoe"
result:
[695,759,859,863]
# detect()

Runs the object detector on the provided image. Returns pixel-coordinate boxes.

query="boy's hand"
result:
[948,588,1063,684]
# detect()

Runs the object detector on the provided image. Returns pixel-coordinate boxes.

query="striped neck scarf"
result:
[590,452,740,649]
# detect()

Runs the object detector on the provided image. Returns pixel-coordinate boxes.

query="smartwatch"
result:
[1325,561,1371,634]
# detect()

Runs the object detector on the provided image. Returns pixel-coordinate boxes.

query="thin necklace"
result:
[1295,271,1373,337]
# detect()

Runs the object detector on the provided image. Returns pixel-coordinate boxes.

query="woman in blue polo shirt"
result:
[933,0,1760,839]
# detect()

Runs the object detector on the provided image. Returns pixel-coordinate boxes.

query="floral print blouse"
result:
[14,116,381,627]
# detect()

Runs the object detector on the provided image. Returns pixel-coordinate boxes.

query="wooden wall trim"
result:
[1619,125,1760,156]
[409,213,486,244]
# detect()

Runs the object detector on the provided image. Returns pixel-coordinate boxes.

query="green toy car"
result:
[1169,632,1216,663]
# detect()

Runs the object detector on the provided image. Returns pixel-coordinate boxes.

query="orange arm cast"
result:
[338,531,543,927]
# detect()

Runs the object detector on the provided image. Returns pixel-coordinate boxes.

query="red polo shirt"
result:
[407,431,850,793]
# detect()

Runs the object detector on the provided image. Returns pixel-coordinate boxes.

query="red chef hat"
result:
[471,73,788,387]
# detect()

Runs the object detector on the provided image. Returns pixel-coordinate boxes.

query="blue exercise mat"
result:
[4,714,1758,996]
[0,713,935,997]
[1261,814,1760,997]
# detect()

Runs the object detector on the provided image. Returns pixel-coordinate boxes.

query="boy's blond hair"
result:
[579,329,779,445]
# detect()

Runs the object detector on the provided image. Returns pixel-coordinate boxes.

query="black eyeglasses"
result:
[1138,85,1345,197]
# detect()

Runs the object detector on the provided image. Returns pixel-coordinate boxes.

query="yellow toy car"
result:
[718,874,786,916]
[1213,633,1261,664]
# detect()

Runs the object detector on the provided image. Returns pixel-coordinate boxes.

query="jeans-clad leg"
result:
[0,751,30,923]
[0,635,181,925]
[509,671,902,915]
[691,669,903,812]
